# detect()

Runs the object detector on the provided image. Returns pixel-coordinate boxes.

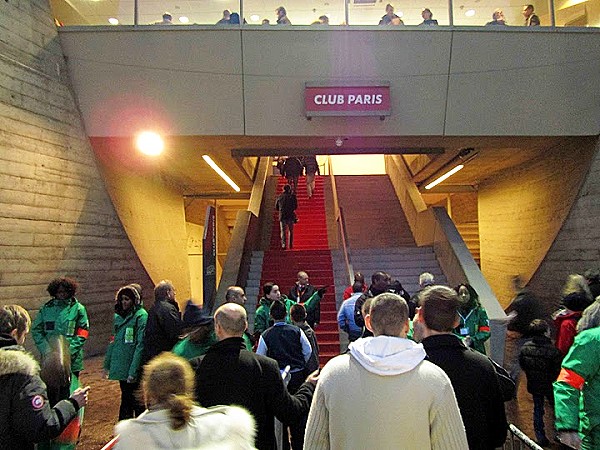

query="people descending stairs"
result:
[260,175,340,366]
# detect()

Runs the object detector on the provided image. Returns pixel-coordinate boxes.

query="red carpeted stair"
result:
[260,176,340,366]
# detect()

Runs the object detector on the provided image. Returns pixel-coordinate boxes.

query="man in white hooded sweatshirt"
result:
[304,293,468,450]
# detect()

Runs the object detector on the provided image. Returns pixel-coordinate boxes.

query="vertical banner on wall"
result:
[203,205,217,313]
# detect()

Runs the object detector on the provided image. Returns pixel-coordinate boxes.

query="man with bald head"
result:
[289,271,323,329]
[224,285,252,350]
[193,303,316,450]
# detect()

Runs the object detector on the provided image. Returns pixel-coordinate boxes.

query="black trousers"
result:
[119,380,144,420]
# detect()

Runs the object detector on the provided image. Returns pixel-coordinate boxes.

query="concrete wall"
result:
[0,0,153,355]
[59,27,600,137]
[478,138,597,308]
[528,137,600,312]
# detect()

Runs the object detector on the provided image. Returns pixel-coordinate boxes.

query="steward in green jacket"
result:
[104,285,147,382]
[32,278,89,374]
[103,284,147,420]
[554,326,600,449]
[453,284,491,355]
[172,300,217,360]
[254,282,297,339]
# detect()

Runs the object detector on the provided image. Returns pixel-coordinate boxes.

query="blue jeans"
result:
[532,392,553,442]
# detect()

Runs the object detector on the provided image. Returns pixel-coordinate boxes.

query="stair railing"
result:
[214,156,271,310]
[385,154,507,363]
[327,157,354,286]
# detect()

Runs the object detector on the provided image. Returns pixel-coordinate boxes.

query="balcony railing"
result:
[52,0,600,28]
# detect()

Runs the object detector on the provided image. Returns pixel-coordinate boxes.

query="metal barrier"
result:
[503,424,543,450]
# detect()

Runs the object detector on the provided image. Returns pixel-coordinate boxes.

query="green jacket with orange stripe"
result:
[453,306,491,355]
[554,327,600,435]
[32,297,89,373]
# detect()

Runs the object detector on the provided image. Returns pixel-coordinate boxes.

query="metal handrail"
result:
[327,157,353,286]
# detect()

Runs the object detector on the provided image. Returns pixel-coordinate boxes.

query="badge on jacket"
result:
[32,395,45,410]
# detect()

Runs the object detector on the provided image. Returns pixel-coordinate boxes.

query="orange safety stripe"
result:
[479,326,490,332]
[557,368,585,390]
[76,328,89,339]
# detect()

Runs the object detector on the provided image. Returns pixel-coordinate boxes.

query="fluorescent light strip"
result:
[424,164,464,190]
[202,155,241,192]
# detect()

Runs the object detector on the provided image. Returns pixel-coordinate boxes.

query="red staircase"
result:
[260,176,340,366]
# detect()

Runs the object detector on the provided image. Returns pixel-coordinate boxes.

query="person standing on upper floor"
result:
[486,9,507,25]
[553,274,593,357]
[224,285,254,350]
[32,277,89,384]
[353,271,391,337]
[522,4,540,26]
[584,268,600,300]
[155,12,173,25]
[419,8,439,25]
[275,6,292,25]
[142,280,182,363]
[289,271,325,329]
[413,285,508,450]
[379,3,401,25]
[171,300,217,360]
[216,9,231,24]
[338,282,364,344]
[342,272,367,300]
[554,302,600,450]
[302,155,320,198]
[0,305,90,450]
[103,284,148,420]
[453,283,491,354]
[518,319,562,447]
[304,293,468,450]
[276,184,298,250]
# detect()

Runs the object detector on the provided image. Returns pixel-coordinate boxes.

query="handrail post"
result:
[328,157,353,286]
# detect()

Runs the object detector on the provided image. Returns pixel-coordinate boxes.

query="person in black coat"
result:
[192,303,316,450]
[413,286,508,450]
[281,156,303,194]
[0,305,89,450]
[519,319,562,446]
[143,280,183,363]
[289,271,323,329]
[276,185,298,250]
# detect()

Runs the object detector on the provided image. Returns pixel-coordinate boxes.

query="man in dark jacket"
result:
[0,305,89,450]
[354,271,391,337]
[193,303,316,450]
[276,184,298,250]
[413,286,508,450]
[519,319,562,446]
[281,156,303,193]
[289,271,323,329]
[143,280,183,363]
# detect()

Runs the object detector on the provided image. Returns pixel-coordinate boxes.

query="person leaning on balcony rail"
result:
[379,3,401,25]
[275,6,292,25]
[486,9,507,25]
[419,8,439,25]
[522,4,540,26]
[155,12,173,25]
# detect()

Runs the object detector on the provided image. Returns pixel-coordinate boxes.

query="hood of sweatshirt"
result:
[349,335,426,376]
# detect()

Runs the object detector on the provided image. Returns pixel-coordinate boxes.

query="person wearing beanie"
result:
[172,300,217,360]
[104,284,148,420]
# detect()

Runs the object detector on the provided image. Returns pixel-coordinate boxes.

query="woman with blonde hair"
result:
[115,353,255,449]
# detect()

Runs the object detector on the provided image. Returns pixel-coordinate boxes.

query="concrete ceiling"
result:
[91,134,581,196]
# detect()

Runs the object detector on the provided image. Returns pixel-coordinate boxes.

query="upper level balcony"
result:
[51,0,600,27]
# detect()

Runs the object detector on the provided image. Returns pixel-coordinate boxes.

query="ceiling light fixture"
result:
[465,9,476,16]
[108,17,119,25]
[136,131,164,156]
[202,155,240,192]
[425,165,464,189]
[423,147,478,190]
[250,14,260,21]
[179,16,189,23]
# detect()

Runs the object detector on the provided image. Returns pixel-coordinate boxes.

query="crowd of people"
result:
[3,267,600,448]
[154,3,542,27]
